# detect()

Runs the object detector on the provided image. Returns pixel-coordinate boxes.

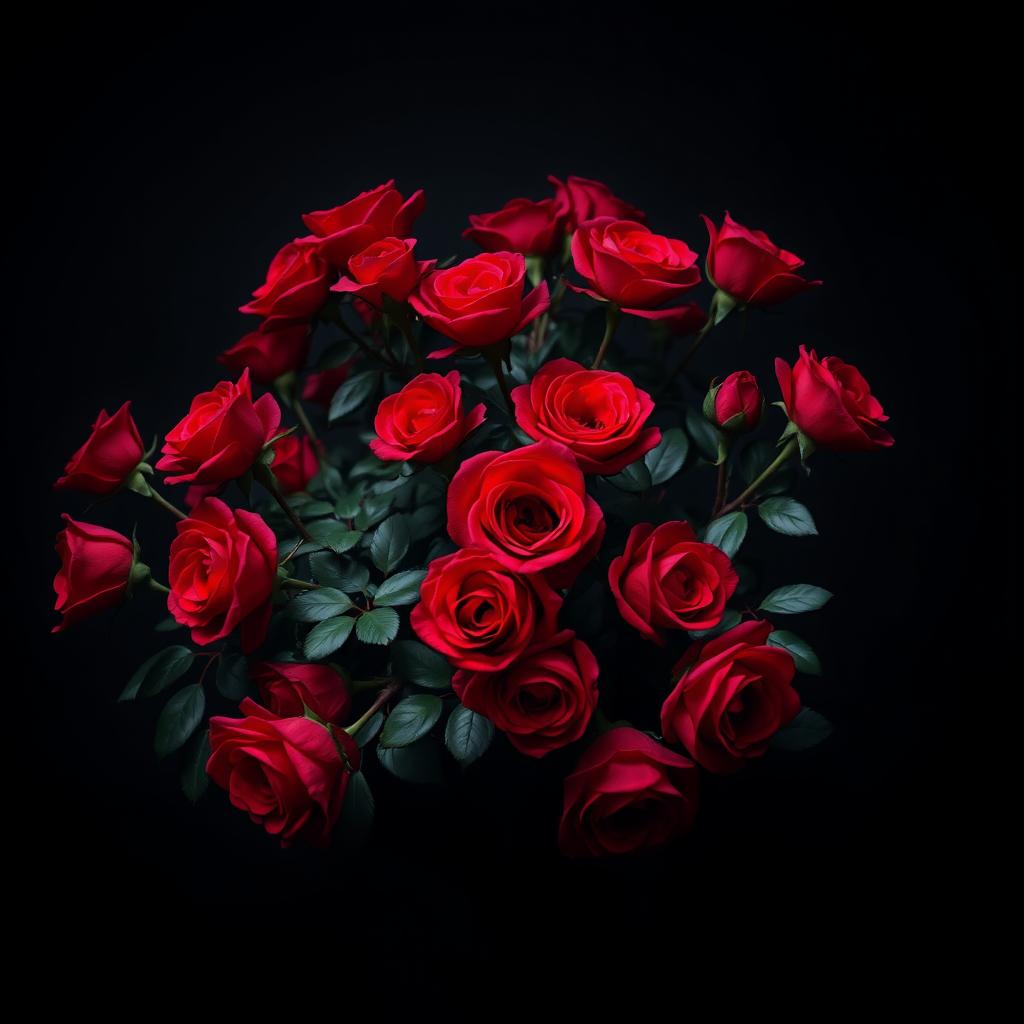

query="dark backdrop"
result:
[9,4,1011,960]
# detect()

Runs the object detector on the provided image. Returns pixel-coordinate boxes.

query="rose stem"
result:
[712,461,730,517]
[256,463,315,542]
[337,315,399,370]
[147,578,171,594]
[291,391,319,444]
[280,577,320,590]
[591,304,621,370]
[713,437,798,519]
[147,485,187,520]
[528,276,568,354]
[395,314,426,372]
[343,680,400,736]
[487,352,515,413]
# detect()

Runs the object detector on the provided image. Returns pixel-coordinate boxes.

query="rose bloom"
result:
[207,698,360,847]
[167,497,277,653]
[661,619,799,773]
[570,217,701,317]
[548,174,645,231]
[331,237,435,309]
[54,402,144,495]
[559,727,699,858]
[410,548,562,671]
[370,371,485,465]
[702,211,821,307]
[447,439,605,588]
[463,197,564,256]
[712,370,762,431]
[410,252,550,353]
[453,634,598,757]
[271,433,320,493]
[252,662,351,724]
[302,180,425,269]
[609,521,739,644]
[52,516,134,632]
[157,369,281,486]
[302,361,355,408]
[239,238,333,322]
[511,358,660,475]
[218,321,310,386]
[775,345,893,452]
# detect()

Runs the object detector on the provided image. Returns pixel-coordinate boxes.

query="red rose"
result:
[54,402,144,495]
[252,662,351,724]
[218,321,310,386]
[370,371,485,465]
[52,516,135,632]
[302,361,355,408]
[661,619,799,773]
[446,439,605,588]
[331,237,435,309]
[452,635,599,757]
[548,175,645,231]
[240,238,333,322]
[410,252,550,353]
[570,217,701,318]
[410,548,562,671]
[463,197,564,256]
[608,521,739,644]
[775,345,894,452]
[207,698,359,847]
[511,358,660,475]
[157,369,281,486]
[702,211,821,307]
[559,727,698,858]
[270,433,320,493]
[167,497,277,653]
[302,180,425,269]
[712,370,762,431]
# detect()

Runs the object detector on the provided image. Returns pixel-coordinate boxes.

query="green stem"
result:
[338,316,399,370]
[147,578,171,594]
[281,577,319,591]
[591,304,621,370]
[255,463,314,542]
[291,392,320,445]
[713,461,730,517]
[147,485,187,520]
[344,681,400,736]
[395,312,426,371]
[713,438,798,519]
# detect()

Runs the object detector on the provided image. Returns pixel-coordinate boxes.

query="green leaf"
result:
[444,705,494,765]
[287,587,354,621]
[299,500,335,519]
[180,728,211,803]
[379,694,443,747]
[337,770,374,849]
[376,736,444,784]
[371,514,410,573]
[759,584,833,615]
[309,552,370,593]
[351,711,384,748]
[644,427,689,485]
[356,606,400,645]
[768,630,823,675]
[305,520,363,555]
[303,615,356,660]
[154,684,206,759]
[703,511,748,559]
[409,503,444,542]
[154,616,184,633]
[684,406,720,462]
[216,651,249,700]
[391,640,453,691]
[770,707,834,751]
[758,497,818,537]
[120,646,194,701]
[687,608,742,640]
[328,371,378,422]
[373,569,427,607]
[605,458,652,493]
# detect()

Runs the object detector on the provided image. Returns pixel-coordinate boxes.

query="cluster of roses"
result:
[52,174,893,857]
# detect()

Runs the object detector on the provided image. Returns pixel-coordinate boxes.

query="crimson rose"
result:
[239,238,332,322]
[54,402,144,495]
[548,174,645,231]
[463,197,564,256]
[252,662,351,723]
[218,321,310,386]
[559,727,699,858]
[270,433,320,493]
[331,237,434,309]
[711,370,762,431]
[52,516,135,632]
[661,619,799,773]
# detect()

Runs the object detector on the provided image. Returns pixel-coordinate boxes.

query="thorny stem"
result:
[344,681,400,736]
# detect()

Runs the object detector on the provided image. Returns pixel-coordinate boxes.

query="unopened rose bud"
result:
[705,370,763,433]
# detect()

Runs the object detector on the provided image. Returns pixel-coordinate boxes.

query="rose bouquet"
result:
[51,176,892,856]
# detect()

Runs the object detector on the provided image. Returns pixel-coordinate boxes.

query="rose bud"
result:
[706,370,763,432]
[270,433,320,493]
[775,345,893,452]
[559,727,698,858]
[661,619,799,773]
[447,439,605,588]
[302,180,425,269]
[156,368,281,486]
[701,211,821,307]
[511,358,660,475]
[52,516,137,632]
[410,548,563,671]
[167,497,277,653]
[410,252,550,354]
[331,237,435,310]
[452,634,599,757]
[252,662,351,724]
[218,321,311,386]
[302,361,355,408]
[54,402,145,495]
[239,238,333,322]
[370,371,485,465]
[548,174,645,231]
[608,521,739,644]
[463,197,564,256]
[570,218,701,318]
[207,698,360,847]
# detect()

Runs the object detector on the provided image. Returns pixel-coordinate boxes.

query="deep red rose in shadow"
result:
[52,516,134,632]
[463,197,564,256]
[240,238,333,322]
[252,662,351,724]
[302,361,355,408]
[270,433,320,493]
[548,175,645,231]
[218,321,310,386]
[54,402,144,495]
[331,236,435,309]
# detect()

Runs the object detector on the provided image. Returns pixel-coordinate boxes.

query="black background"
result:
[8,4,1012,962]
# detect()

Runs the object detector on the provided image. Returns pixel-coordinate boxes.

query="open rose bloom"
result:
[52,174,889,856]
